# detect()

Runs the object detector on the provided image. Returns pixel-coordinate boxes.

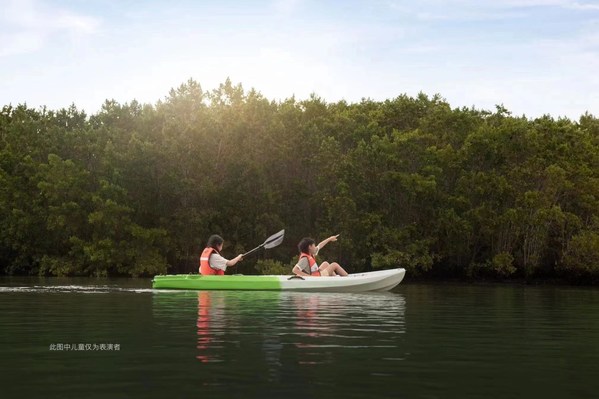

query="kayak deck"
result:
[152,268,405,292]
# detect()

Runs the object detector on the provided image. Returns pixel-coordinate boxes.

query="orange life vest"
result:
[299,252,320,276]
[199,247,224,275]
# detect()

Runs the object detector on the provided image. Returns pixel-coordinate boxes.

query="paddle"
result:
[242,229,285,257]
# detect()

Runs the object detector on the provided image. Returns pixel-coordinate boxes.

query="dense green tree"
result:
[0,81,597,283]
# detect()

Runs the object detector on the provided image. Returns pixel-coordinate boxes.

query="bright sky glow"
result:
[1,0,598,119]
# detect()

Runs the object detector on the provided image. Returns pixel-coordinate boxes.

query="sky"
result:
[1,0,599,119]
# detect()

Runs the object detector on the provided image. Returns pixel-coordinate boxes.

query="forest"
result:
[1,79,598,283]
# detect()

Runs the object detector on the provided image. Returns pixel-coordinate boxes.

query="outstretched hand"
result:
[318,234,340,251]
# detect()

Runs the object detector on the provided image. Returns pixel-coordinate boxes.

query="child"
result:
[292,235,348,277]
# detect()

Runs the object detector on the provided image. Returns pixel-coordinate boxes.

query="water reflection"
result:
[196,291,212,363]
[155,290,407,372]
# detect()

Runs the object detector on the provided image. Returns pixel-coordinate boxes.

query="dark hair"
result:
[298,237,315,254]
[207,234,224,250]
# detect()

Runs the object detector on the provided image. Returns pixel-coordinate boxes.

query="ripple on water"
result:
[0,285,155,294]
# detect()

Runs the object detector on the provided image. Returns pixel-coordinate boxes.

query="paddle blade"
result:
[263,229,285,249]
[242,230,285,257]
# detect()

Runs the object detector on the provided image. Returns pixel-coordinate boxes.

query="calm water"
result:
[1,277,598,399]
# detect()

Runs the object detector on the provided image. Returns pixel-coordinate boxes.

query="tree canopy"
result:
[1,79,598,283]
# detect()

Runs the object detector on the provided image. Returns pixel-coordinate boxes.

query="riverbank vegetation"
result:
[1,79,597,283]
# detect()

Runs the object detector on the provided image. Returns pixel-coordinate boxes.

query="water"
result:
[1,277,598,398]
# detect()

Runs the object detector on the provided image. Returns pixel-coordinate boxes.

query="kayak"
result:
[152,268,405,292]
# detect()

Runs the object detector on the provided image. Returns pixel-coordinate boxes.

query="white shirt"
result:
[208,253,229,271]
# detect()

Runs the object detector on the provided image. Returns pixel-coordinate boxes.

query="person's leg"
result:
[319,261,348,276]
[319,262,332,276]
[329,262,348,276]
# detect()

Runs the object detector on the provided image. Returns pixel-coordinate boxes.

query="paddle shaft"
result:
[242,244,264,257]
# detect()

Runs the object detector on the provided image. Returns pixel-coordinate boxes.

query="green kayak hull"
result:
[153,274,282,291]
